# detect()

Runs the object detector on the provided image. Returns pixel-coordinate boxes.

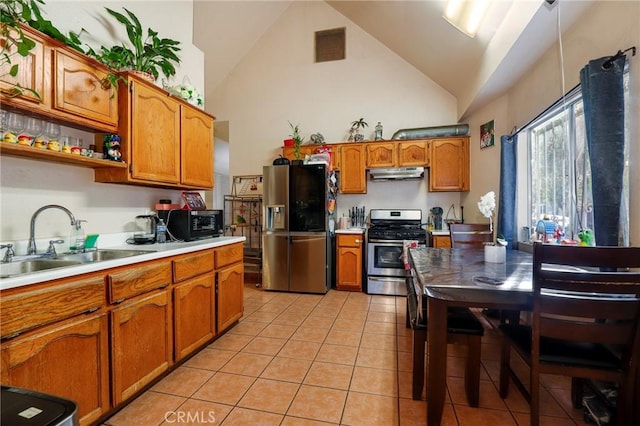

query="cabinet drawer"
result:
[173,250,214,282]
[338,234,363,247]
[108,260,171,303]
[0,275,105,339]
[215,243,243,269]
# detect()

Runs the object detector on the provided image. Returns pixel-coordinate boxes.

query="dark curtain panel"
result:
[497,134,517,249]
[580,55,626,246]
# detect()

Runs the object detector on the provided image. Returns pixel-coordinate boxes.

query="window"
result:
[524,71,629,244]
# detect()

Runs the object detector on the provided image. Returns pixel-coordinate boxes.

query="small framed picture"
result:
[480,120,495,149]
[181,191,207,210]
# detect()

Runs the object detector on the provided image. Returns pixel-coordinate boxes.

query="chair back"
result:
[532,243,640,367]
[449,223,493,249]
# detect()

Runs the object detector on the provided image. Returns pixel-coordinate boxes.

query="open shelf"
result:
[0,143,127,169]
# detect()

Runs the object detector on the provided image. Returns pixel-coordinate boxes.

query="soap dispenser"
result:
[70,220,87,252]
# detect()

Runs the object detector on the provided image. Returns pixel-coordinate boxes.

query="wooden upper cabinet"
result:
[366,142,397,168]
[0,25,117,133]
[429,137,469,192]
[95,74,214,189]
[0,25,47,108]
[181,106,214,188]
[130,81,181,184]
[339,144,366,193]
[398,140,430,167]
[53,48,117,128]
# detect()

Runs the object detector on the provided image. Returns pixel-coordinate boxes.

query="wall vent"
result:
[315,28,345,63]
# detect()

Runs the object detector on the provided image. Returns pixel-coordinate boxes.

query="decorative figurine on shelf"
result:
[103,134,122,161]
[310,132,325,144]
[535,215,557,243]
[374,121,383,140]
[349,118,368,142]
[578,228,595,246]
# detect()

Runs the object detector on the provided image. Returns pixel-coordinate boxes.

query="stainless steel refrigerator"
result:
[262,164,331,293]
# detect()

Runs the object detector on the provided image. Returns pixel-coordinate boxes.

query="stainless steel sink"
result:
[56,249,157,263]
[0,259,83,278]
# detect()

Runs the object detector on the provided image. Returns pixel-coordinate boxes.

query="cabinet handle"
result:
[86,306,99,313]
[355,240,362,243]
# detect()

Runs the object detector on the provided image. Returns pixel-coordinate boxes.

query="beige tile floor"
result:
[103,283,594,425]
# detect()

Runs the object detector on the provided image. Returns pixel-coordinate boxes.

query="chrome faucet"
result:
[28,205,77,255]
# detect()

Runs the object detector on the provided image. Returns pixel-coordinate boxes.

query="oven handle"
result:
[367,239,425,245]
[367,239,406,245]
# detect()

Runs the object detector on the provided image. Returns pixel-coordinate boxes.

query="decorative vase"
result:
[484,245,506,263]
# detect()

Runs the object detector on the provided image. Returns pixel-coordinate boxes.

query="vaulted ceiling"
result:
[193,0,594,120]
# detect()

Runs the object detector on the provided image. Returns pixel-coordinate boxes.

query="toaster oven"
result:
[164,209,223,241]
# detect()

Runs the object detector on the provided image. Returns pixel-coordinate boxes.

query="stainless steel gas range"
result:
[366,209,426,296]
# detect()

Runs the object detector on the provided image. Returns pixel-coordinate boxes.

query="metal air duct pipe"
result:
[391,124,470,140]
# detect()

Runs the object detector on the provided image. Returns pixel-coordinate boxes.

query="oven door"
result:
[367,240,408,277]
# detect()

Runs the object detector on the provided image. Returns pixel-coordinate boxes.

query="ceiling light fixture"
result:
[443,0,491,38]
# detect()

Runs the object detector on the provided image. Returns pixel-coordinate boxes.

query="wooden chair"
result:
[449,223,493,249]
[406,275,484,405]
[499,243,640,426]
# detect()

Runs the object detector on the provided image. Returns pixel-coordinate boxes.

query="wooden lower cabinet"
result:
[0,243,244,423]
[431,235,452,248]
[174,273,216,361]
[111,289,173,405]
[217,262,244,332]
[336,233,363,291]
[0,313,110,426]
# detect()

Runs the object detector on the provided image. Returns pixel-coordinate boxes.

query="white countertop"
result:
[0,236,246,291]
[335,228,365,234]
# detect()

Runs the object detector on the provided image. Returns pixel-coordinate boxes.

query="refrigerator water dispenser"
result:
[265,205,285,230]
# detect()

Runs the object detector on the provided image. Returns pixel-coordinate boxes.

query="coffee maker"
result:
[133,215,157,244]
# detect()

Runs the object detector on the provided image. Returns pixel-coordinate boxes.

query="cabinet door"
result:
[174,273,216,361]
[399,140,429,166]
[336,234,363,291]
[1,314,110,426]
[130,81,181,184]
[432,235,451,248]
[111,290,172,405]
[181,106,214,188]
[339,144,366,193]
[365,142,397,168]
[53,48,117,129]
[217,262,244,333]
[429,137,469,192]
[0,26,48,109]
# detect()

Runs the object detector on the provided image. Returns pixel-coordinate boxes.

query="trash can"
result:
[1,385,78,426]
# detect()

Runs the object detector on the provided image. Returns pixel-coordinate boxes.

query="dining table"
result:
[408,246,534,426]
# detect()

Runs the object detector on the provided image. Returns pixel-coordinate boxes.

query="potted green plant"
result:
[349,118,368,141]
[87,7,181,87]
[1,0,84,97]
[288,121,304,162]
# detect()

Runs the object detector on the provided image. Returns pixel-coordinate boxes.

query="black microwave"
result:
[164,209,223,241]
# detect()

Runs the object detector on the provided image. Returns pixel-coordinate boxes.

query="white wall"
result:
[0,1,206,247]
[209,0,461,222]
[462,0,640,244]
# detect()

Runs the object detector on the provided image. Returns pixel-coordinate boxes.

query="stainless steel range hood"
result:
[369,167,425,181]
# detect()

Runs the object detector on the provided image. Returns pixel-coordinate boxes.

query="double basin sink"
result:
[0,249,156,279]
